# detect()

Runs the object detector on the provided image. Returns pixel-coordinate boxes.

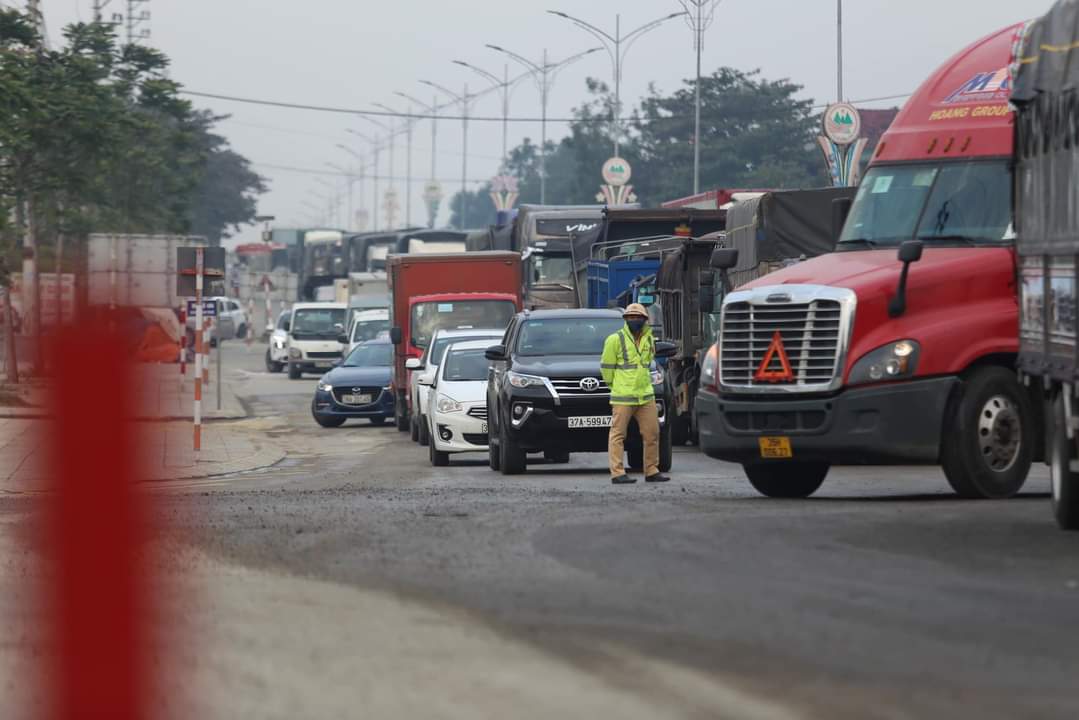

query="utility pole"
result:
[679,1,721,195]
[125,0,151,45]
[837,0,844,101]
[421,80,477,230]
[548,10,686,160]
[487,45,602,204]
[360,115,396,229]
[397,91,447,228]
[373,103,415,228]
[347,130,382,230]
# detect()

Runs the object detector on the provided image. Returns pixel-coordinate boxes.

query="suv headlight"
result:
[848,340,920,386]
[317,381,333,392]
[289,347,302,359]
[274,338,286,349]
[437,394,463,413]
[507,371,546,389]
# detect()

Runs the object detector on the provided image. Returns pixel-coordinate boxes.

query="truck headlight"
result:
[848,340,920,386]
[437,394,463,413]
[317,381,333,392]
[289,347,302,359]
[507,372,546,389]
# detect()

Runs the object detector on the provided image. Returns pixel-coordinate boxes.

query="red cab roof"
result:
[873,23,1026,164]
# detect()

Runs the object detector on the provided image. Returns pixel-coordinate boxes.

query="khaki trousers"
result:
[608,400,660,477]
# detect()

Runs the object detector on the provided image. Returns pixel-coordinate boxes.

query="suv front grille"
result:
[550,377,610,398]
[721,299,843,390]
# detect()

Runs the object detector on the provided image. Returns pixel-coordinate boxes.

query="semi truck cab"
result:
[696,23,1037,500]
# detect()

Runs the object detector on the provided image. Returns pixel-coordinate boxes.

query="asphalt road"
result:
[8,343,1079,719]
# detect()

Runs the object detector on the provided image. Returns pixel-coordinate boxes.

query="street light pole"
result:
[837,0,844,101]
[451,60,528,169]
[326,163,354,229]
[347,129,382,230]
[336,143,370,229]
[421,79,476,230]
[360,115,396,228]
[678,0,721,195]
[374,102,415,228]
[487,44,602,205]
[547,10,686,159]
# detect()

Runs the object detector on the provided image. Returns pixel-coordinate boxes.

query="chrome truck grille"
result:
[719,285,856,394]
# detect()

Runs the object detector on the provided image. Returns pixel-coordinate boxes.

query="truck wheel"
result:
[941,367,1032,499]
[287,363,302,380]
[743,463,828,498]
[236,324,247,340]
[659,421,673,473]
[499,425,527,475]
[429,439,450,467]
[1050,396,1079,530]
[395,392,410,432]
[410,415,420,442]
[418,416,430,447]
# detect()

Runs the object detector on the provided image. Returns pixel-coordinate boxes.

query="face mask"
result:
[626,318,646,333]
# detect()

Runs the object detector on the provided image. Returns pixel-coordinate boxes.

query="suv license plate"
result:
[568,416,612,429]
[759,436,792,459]
[342,394,372,405]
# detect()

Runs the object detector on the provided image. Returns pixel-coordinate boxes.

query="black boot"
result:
[611,474,636,484]
[645,473,670,483]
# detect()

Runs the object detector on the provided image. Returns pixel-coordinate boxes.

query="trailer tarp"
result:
[725,187,854,272]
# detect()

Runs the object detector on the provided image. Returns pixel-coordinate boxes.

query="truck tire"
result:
[941,367,1032,499]
[288,363,302,380]
[418,415,430,447]
[395,392,410,432]
[659,421,673,472]
[410,415,420,442]
[743,463,828,498]
[499,425,527,475]
[671,415,691,446]
[1050,396,1079,530]
[236,324,247,340]
[429,439,450,467]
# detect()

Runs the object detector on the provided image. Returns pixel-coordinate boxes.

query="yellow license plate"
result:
[759,436,792,459]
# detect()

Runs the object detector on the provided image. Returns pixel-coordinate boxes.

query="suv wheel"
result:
[265,348,283,373]
[658,420,673,472]
[288,363,302,380]
[499,424,527,475]
[395,392,410,432]
[488,436,501,471]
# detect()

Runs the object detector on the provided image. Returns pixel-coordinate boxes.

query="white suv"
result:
[405,328,503,446]
[265,309,291,373]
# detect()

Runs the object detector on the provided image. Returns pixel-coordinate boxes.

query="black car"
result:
[484,309,676,475]
[311,339,395,427]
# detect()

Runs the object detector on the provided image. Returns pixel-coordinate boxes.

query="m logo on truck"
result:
[754,331,795,383]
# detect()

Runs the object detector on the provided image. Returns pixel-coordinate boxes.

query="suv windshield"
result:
[344,343,392,367]
[839,160,1012,247]
[292,308,346,338]
[410,300,515,349]
[443,349,488,381]
[516,317,624,356]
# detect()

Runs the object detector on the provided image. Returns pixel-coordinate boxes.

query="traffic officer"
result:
[600,303,670,485]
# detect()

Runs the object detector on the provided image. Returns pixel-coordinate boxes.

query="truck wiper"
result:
[839,238,879,248]
[918,234,978,246]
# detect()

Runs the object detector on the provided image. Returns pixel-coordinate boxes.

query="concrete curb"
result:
[146,443,287,482]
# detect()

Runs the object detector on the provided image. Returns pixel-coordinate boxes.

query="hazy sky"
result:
[39,0,1043,247]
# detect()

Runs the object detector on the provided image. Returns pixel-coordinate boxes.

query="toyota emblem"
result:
[579,377,601,392]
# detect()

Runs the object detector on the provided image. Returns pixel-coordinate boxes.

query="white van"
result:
[347,309,390,355]
[286,302,348,379]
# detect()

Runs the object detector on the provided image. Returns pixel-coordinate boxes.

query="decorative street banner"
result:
[489,175,520,212]
[818,103,868,187]
[597,156,638,206]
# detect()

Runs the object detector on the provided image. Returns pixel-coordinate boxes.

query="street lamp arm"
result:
[485,44,542,75]
[359,114,391,132]
[622,11,688,43]
[419,79,464,104]
[546,10,615,43]
[394,90,438,114]
[548,46,605,82]
[452,60,503,92]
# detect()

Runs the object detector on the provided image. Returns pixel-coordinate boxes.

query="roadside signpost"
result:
[597,156,638,206]
[817,102,868,186]
[178,247,225,451]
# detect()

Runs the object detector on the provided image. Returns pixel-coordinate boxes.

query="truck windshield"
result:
[516,317,624,356]
[410,300,515,349]
[530,254,574,287]
[291,308,346,338]
[839,160,1012,247]
[351,319,389,343]
[442,349,489,382]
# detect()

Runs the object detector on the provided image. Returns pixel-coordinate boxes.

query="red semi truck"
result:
[387,252,522,431]
[697,22,1037,499]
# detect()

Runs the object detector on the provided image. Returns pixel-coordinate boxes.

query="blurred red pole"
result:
[46,322,151,720]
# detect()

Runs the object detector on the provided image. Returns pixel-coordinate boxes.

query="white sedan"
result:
[422,340,493,467]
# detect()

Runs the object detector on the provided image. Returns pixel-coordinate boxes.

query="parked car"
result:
[287,302,348,379]
[485,308,676,475]
[347,309,390,355]
[265,309,291,373]
[423,340,494,466]
[187,296,249,342]
[311,338,395,427]
[405,328,504,446]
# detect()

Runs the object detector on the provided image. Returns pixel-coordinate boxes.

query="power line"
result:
[251,161,494,184]
[182,88,910,123]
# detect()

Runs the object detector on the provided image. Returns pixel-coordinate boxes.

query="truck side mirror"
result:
[337,334,348,344]
[485,344,507,361]
[282,320,290,332]
[832,197,853,242]
[888,240,924,318]
[390,326,402,345]
[405,357,423,370]
[710,248,738,270]
[655,341,677,359]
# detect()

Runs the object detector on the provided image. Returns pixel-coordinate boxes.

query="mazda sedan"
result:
[311,339,395,428]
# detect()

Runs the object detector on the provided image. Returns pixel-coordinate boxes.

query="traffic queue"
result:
[265,6,1077,531]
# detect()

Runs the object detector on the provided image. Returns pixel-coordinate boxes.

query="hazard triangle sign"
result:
[754,331,794,383]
